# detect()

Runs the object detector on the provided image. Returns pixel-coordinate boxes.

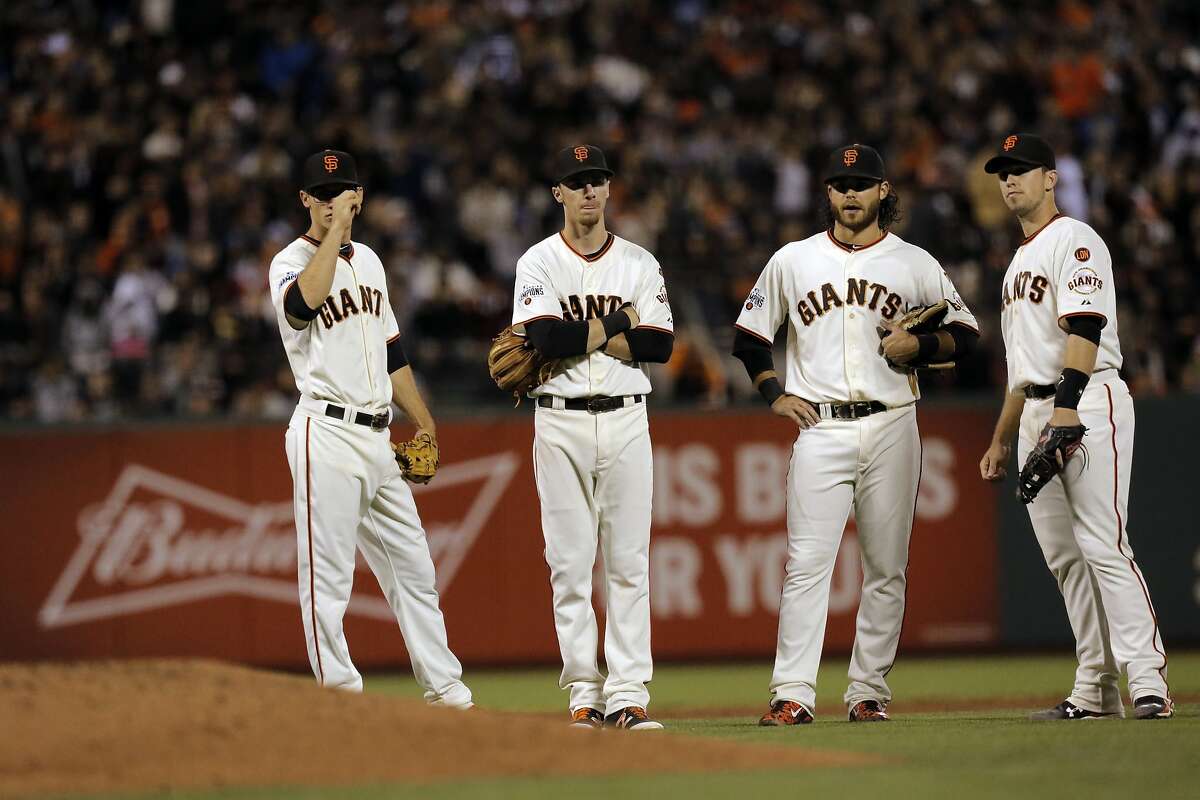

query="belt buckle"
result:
[370,412,389,430]
[586,397,607,414]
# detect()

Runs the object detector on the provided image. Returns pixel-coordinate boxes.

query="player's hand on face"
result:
[329,190,361,229]
[877,320,919,364]
[979,441,1011,481]
[771,395,821,430]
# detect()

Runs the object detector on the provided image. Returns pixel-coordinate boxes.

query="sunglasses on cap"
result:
[996,164,1040,181]
[560,172,610,191]
[307,184,359,203]
[827,177,880,194]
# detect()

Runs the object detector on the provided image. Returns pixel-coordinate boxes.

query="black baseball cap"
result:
[553,144,614,184]
[824,144,886,183]
[984,133,1056,174]
[302,149,360,192]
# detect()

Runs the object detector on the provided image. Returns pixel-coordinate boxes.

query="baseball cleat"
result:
[759,700,814,726]
[1029,700,1114,721]
[1133,695,1174,720]
[604,706,664,730]
[569,707,605,729]
[848,700,891,722]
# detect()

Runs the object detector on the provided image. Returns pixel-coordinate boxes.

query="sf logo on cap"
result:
[1003,135,1018,152]
[843,148,858,166]
[323,154,339,172]
[574,146,589,162]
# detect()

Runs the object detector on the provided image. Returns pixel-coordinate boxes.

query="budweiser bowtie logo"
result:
[39,455,519,629]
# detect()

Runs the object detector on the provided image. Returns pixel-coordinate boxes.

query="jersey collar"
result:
[826,229,889,253]
[559,231,614,262]
[1019,213,1066,246]
[301,234,354,260]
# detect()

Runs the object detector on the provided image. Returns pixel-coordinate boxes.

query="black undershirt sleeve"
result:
[945,324,979,358]
[284,280,320,322]
[731,328,775,381]
[1065,315,1103,345]
[387,336,408,373]
[623,328,674,363]
[524,318,590,358]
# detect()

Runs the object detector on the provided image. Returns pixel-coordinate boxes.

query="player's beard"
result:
[834,197,881,233]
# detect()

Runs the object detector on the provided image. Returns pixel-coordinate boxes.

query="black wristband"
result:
[758,377,784,406]
[600,304,634,340]
[1054,367,1090,410]
[916,333,940,361]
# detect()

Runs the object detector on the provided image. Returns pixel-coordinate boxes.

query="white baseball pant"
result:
[532,400,654,714]
[1019,374,1169,711]
[285,405,472,707]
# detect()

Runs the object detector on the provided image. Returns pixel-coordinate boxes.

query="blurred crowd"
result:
[2,0,1200,423]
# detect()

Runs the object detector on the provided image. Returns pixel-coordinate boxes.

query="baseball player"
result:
[511,145,674,730]
[733,144,980,725]
[978,134,1172,721]
[268,149,473,707]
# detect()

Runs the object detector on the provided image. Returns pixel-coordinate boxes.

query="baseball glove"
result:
[393,432,439,484]
[487,325,559,405]
[1016,423,1088,504]
[877,299,954,372]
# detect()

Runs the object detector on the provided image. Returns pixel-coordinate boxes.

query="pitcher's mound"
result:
[0,660,867,797]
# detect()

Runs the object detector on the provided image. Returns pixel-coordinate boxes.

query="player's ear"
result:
[1045,169,1058,191]
[552,184,563,205]
[879,180,891,200]
[300,190,310,208]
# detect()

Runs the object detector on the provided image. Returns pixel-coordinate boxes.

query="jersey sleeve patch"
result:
[1065,266,1104,295]
[518,282,547,306]
[744,287,766,311]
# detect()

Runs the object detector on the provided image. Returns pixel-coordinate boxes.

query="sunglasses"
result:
[827,177,880,194]
[307,184,359,203]
[997,165,1039,181]
[561,173,609,191]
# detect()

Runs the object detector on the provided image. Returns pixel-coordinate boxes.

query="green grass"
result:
[70,653,1199,800]
[370,651,1200,716]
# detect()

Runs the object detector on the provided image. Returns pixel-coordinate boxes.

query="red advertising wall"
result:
[0,407,997,666]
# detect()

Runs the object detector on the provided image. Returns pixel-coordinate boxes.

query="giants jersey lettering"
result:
[736,231,979,406]
[269,236,399,411]
[512,232,673,398]
[1000,215,1122,391]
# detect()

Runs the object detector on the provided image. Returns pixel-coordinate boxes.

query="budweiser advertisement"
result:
[0,407,997,667]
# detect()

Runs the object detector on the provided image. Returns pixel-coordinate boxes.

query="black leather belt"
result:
[537,395,644,413]
[325,403,390,430]
[1024,384,1056,399]
[812,400,889,420]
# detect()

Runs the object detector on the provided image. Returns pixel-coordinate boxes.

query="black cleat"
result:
[1029,700,1115,721]
[1133,695,1174,720]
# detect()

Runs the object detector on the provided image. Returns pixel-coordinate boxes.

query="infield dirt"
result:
[0,659,869,798]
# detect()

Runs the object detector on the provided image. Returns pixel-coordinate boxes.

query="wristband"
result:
[600,304,634,339]
[916,333,940,361]
[758,377,785,406]
[1054,367,1090,410]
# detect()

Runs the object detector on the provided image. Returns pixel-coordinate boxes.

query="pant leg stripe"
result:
[1105,384,1168,691]
[306,417,324,685]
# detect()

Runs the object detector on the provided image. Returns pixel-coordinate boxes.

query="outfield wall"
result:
[1,398,1193,666]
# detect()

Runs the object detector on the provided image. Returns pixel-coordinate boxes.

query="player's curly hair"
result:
[819,187,903,231]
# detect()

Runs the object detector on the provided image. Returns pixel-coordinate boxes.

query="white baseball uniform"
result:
[512,231,672,715]
[736,229,978,714]
[269,233,472,706]
[1001,213,1169,711]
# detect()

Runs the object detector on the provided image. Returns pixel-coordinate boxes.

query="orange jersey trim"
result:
[826,229,889,253]
[734,323,773,345]
[559,231,615,262]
